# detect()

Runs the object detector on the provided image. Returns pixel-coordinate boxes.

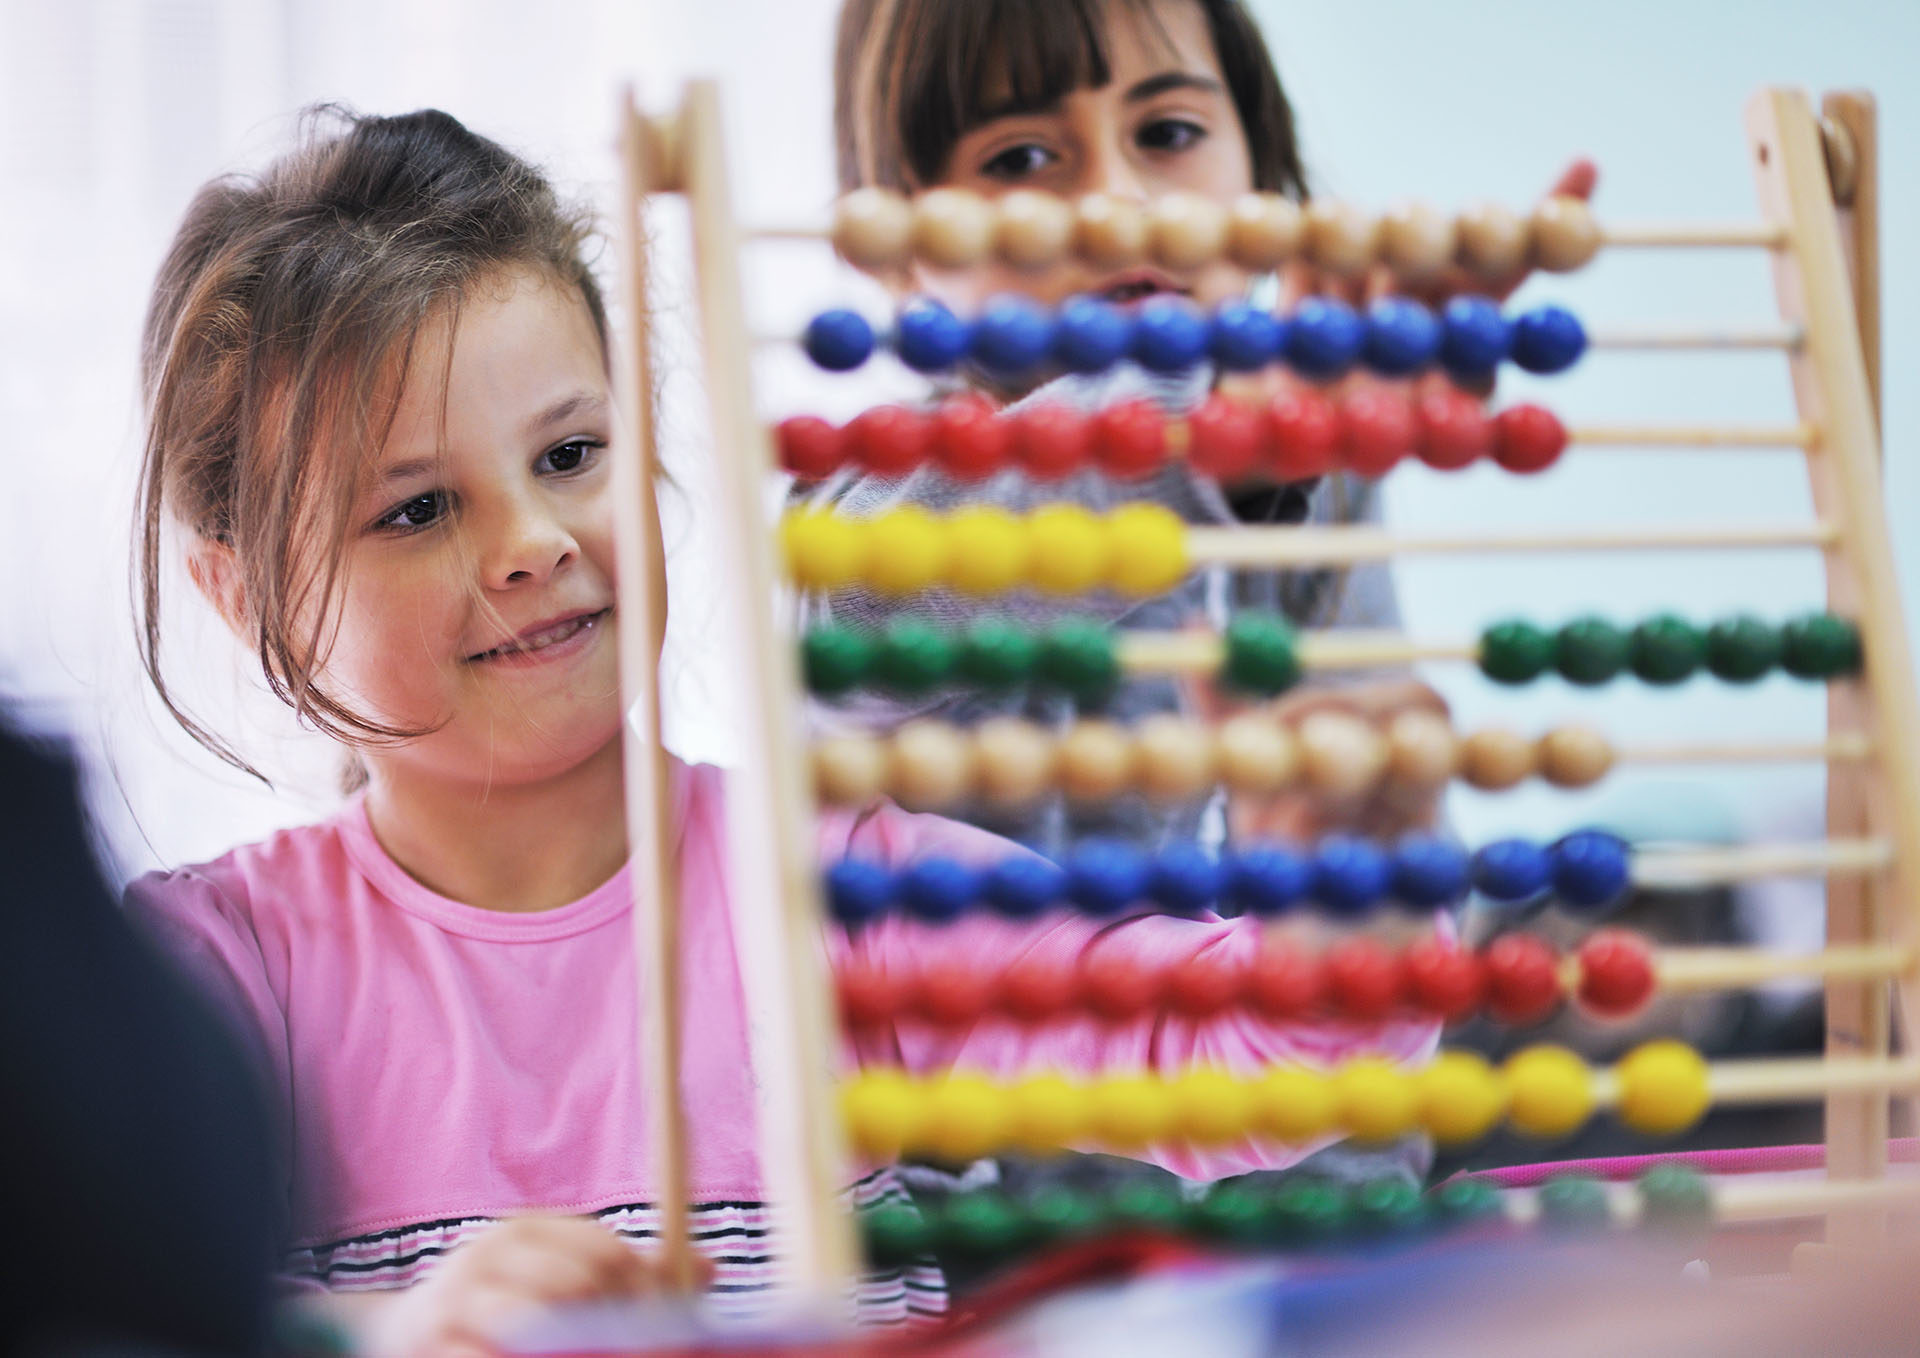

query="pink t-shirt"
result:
[126,760,1437,1323]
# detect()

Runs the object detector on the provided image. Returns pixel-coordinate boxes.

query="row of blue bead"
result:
[801,293,1587,382]
[825,830,1631,925]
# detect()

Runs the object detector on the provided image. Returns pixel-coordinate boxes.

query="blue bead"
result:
[984,855,1068,918]
[1391,834,1470,909]
[1148,842,1221,913]
[1282,296,1365,380]
[893,297,971,372]
[1471,838,1552,904]
[1130,295,1210,372]
[1311,834,1391,917]
[1362,296,1442,376]
[1065,839,1151,916]
[970,294,1055,373]
[1052,295,1132,373]
[899,857,983,923]
[1207,300,1283,372]
[826,859,895,925]
[802,309,875,371]
[1550,829,1631,911]
[1510,304,1588,374]
[1438,296,1512,378]
[1224,844,1313,917]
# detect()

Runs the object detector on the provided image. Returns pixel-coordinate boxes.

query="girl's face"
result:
[326,267,622,790]
[916,0,1254,316]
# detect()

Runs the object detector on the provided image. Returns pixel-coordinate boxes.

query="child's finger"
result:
[1546,157,1600,202]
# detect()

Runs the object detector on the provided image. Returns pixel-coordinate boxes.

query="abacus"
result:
[607,83,1916,1316]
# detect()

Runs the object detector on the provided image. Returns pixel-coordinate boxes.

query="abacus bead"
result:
[1035,621,1120,704]
[972,717,1058,806]
[836,954,902,1025]
[889,719,976,810]
[803,625,875,695]
[1079,948,1165,1018]
[994,188,1074,268]
[1057,720,1136,801]
[833,188,913,270]
[1378,200,1457,283]
[1216,712,1300,795]
[1555,617,1629,686]
[1226,192,1305,270]
[894,297,971,372]
[1271,1181,1351,1242]
[1312,834,1392,916]
[1335,1058,1420,1142]
[945,507,1029,596]
[1026,504,1110,594]
[1351,1177,1427,1238]
[872,621,956,692]
[826,859,895,925]
[1431,1176,1505,1225]
[1459,727,1537,791]
[1147,191,1229,270]
[1551,828,1632,911]
[1185,392,1264,481]
[1384,709,1458,790]
[1303,199,1380,277]
[813,733,889,806]
[1105,504,1189,596]
[1503,1045,1594,1138]
[970,294,1055,374]
[1490,404,1568,473]
[1637,1164,1713,1227]
[1482,935,1565,1025]
[1064,838,1151,914]
[1252,1066,1339,1143]
[999,952,1076,1022]
[1706,615,1781,682]
[1438,296,1511,378]
[900,857,984,923]
[1538,1174,1610,1228]
[1130,296,1210,372]
[1134,715,1218,803]
[845,404,930,477]
[911,188,994,267]
[1147,842,1221,910]
[1538,724,1615,788]
[1208,299,1284,373]
[1402,938,1487,1021]
[957,620,1038,689]
[1107,1180,1189,1234]
[985,855,1069,920]
[1247,940,1325,1019]
[1089,398,1167,478]
[1530,194,1602,272]
[1195,1183,1268,1243]
[802,308,875,371]
[1297,710,1388,799]
[939,1192,1031,1260]
[1011,403,1092,481]
[1006,1074,1087,1149]
[862,1205,933,1268]
[1028,1186,1106,1244]
[1414,387,1493,471]
[1480,619,1556,684]
[1267,389,1342,479]
[1337,387,1418,477]
[1629,614,1705,684]
[1284,296,1366,380]
[1617,1041,1711,1136]
[1228,846,1315,918]
[1455,202,1530,281]
[1166,948,1247,1016]
[920,1074,1010,1160]
[1170,1069,1253,1147]
[1363,296,1442,376]
[1073,193,1149,267]
[1392,835,1472,909]
[915,955,996,1023]
[1324,937,1404,1021]
[1781,612,1863,678]
[1510,304,1588,375]
[1472,837,1552,903]
[778,415,845,479]
[782,513,867,590]
[1575,928,1655,1018]
[1086,1075,1175,1149]
[843,1071,922,1157]
[1052,295,1132,373]
[929,397,1012,482]
[1416,1051,1507,1146]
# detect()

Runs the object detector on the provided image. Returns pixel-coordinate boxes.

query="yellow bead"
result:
[1417,1052,1509,1146]
[781,512,867,590]
[888,719,976,811]
[972,717,1058,806]
[911,187,994,268]
[1334,1058,1420,1143]
[1215,713,1299,795]
[1504,1045,1595,1139]
[1455,201,1530,281]
[1459,726,1537,791]
[1026,504,1110,595]
[1168,1068,1254,1146]
[1056,719,1137,802]
[864,507,947,596]
[1073,193,1149,268]
[1104,504,1188,596]
[919,1073,1010,1161]
[943,506,1028,596]
[1147,191,1229,270]
[1537,724,1615,789]
[1530,194,1602,272]
[994,188,1074,269]
[1617,1040,1711,1136]
[1297,710,1388,799]
[842,1071,924,1158]
[1384,709,1458,789]
[1378,199,1457,283]
[1249,1066,1339,1144]
[811,733,889,806]
[1303,199,1380,277]
[1085,1075,1175,1150]
[832,187,913,270]
[1006,1074,1088,1152]
[1132,714,1217,803]
[1225,192,1305,271]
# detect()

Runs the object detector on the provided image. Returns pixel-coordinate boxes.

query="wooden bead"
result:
[1073,193,1149,268]
[1384,709,1458,788]
[832,188,913,270]
[973,717,1059,806]
[813,733,889,806]
[1296,710,1387,798]
[1530,194,1602,272]
[1133,714,1217,802]
[889,719,977,810]
[1454,201,1529,281]
[1378,200,1457,284]
[1538,724,1616,788]
[994,189,1075,269]
[911,188,995,268]
[1458,726,1536,791]
[1148,192,1229,271]
[1057,719,1137,802]
[1225,193,1304,270]
[1302,200,1379,278]
[1215,712,1299,794]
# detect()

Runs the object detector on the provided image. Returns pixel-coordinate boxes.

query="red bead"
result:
[1337,389,1417,478]
[1575,928,1656,1018]
[1079,948,1167,1020]
[845,404,931,477]
[929,396,1011,481]
[1490,404,1567,474]
[913,956,997,1026]
[1011,403,1092,481]
[836,954,906,1027]
[1482,934,1565,1025]
[1246,940,1326,1019]
[1401,937,1487,1021]
[1089,399,1168,479]
[1414,388,1492,471]
[1323,936,1404,1021]
[1165,948,1248,1017]
[1184,394,1263,482]
[997,952,1077,1022]
[778,415,845,480]
[1267,390,1341,481]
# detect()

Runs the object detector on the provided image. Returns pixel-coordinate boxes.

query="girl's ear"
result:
[185,537,250,638]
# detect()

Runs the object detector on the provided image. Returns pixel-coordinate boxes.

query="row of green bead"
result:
[1480,612,1861,687]
[861,1164,1711,1269]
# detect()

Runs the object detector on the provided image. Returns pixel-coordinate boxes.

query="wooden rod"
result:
[1588,325,1801,352]
[1184,521,1836,568]
[1624,735,1872,767]
[1705,1056,1920,1104]
[1568,423,1814,448]
[1502,1174,1920,1227]
[1650,944,1913,992]
[1632,838,1893,887]
[1598,221,1790,249]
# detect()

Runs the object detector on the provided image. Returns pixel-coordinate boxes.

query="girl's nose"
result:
[1080,138,1150,205]
[483,504,578,590]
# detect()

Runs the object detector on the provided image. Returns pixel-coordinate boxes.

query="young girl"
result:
[126,106,1437,1351]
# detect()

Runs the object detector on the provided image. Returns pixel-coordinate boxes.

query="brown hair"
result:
[833,0,1307,198]
[137,106,607,777]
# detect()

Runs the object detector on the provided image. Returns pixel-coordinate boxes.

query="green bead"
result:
[802,626,875,695]
[1705,616,1781,682]
[1430,1176,1505,1225]
[1479,620,1555,685]
[1781,612,1863,680]
[872,621,957,692]
[1035,620,1121,703]
[938,1191,1032,1260]
[1106,1180,1190,1235]
[1555,617,1629,686]
[1193,1184,1269,1245]
[956,620,1039,689]
[1270,1180,1350,1243]
[1222,613,1301,695]
[862,1204,935,1267]
[1637,1164,1713,1231]
[1629,615,1705,685]
[1026,1186,1108,1244]
[1538,1174,1611,1230]
[1350,1177,1427,1237]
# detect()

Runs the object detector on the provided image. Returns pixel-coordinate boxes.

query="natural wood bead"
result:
[812,733,889,806]
[1378,200,1458,283]
[1529,194,1602,272]
[1216,712,1299,794]
[973,717,1059,806]
[832,188,913,270]
[1225,192,1304,270]
[1057,719,1137,802]
[1458,726,1536,791]
[1133,714,1217,802]
[995,189,1075,269]
[1148,192,1229,271]
[1296,710,1388,798]
[1073,193,1149,268]
[889,719,977,810]
[1538,724,1616,788]
[911,188,995,268]
[1384,709,1458,788]
[1302,199,1379,278]
[1454,201,1529,281]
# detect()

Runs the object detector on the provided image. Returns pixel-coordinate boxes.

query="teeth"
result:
[476,612,598,661]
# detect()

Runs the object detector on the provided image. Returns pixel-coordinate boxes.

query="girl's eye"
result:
[377,492,448,532]
[1137,118,1206,154]
[537,439,603,475]
[980,142,1058,181]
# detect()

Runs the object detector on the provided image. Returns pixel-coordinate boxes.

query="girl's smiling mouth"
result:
[466,607,612,665]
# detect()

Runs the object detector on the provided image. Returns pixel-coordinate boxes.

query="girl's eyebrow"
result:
[1124,71,1224,103]
[526,389,607,435]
